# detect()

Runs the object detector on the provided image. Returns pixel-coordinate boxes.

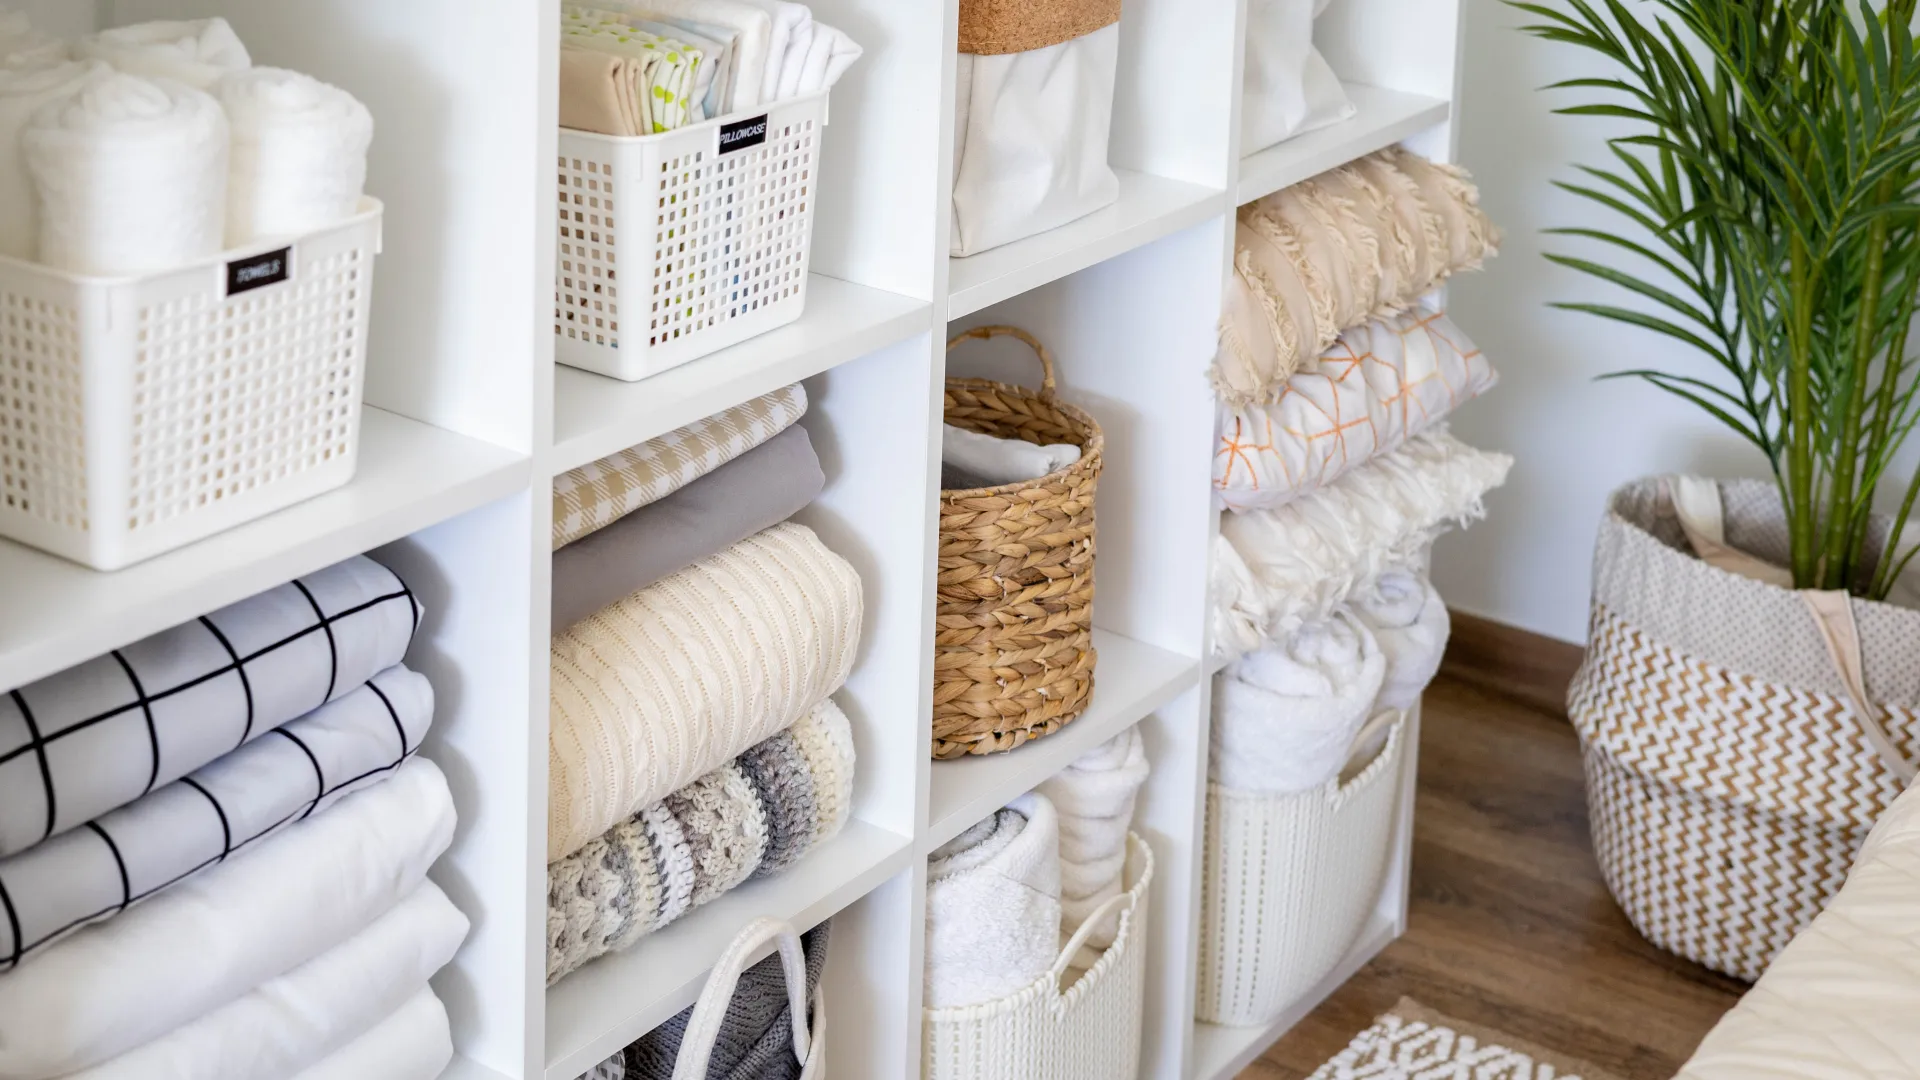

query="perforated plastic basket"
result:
[555,92,827,382]
[0,200,382,570]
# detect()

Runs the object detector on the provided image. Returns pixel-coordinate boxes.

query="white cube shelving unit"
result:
[0,1,1467,1078]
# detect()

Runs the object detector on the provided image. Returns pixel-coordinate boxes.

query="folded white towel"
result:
[785,20,859,97]
[23,72,227,275]
[0,758,455,1080]
[1350,570,1449,712]
[1035,726,1148,960]
[219,67,373,244]
[925,791,1062,1009]
[76,18,250,90]
[1210,611,1386,793]
[942,422,1081,489]
[289,988,454,1080]
[0,665,434,969]
[65,883,469,1080]
[0,57,106,260]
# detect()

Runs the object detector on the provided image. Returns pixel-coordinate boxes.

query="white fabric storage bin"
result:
[1195,710,1408,1027]
[0,199,383,570]
[555,92,827,382]
[1241,0,1354,155]
[923,834,1152,1080]
[950,16,1121,258]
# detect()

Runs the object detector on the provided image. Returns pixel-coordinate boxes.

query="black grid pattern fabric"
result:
[0,665,433,972]
[0,556,420,859]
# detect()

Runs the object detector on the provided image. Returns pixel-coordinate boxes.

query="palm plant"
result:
[1515,0,1920,597]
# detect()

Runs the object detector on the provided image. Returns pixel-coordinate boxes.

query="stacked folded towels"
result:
[0,11,372,272]
[0,555,465,1080]
[546,385,863,984]
[558,0,861,137]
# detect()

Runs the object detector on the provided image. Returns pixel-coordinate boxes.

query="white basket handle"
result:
[671,916,814,1080]
[1046,888,1137,985]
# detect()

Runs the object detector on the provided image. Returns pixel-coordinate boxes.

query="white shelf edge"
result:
[1234,83,1452,206]
[543,819,914,1080]
[548,275,932,476]
[947,170,1229,320]
[1190,911,1401,1080]
[924,628,1199,853]
[0,407,531,693]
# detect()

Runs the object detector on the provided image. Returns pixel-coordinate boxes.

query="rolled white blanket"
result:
[1035,726,1148,962]
[1351,570,1449,712]
[0,57,107,260]
[925,791,1062,1009]
[76,18,250,90]
[289,988,453,1080]
[63,883,469,1080]
[1210,610,1386,793]
[23,72,227,275]
[220,67,373,244]
[0,758,454,1080]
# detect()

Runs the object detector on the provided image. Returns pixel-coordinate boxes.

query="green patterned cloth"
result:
[563,6,703,132]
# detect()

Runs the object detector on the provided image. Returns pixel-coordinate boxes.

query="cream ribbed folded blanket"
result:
[548,522,862,862]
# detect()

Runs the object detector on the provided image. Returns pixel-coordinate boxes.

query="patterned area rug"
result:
[1309,998,1629,1080]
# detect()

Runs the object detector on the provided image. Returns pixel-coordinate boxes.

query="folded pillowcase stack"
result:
[0,13,373,274]
[558,0,861,137]
[546,384,864,982]
[0,556,468,1080]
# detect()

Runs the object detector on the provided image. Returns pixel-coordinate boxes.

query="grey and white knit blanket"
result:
[546,697,855,984]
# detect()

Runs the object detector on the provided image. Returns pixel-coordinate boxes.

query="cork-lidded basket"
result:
[934,326,1103,759]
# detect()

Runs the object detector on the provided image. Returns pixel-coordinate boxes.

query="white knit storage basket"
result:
[0,200,383,571]
[923,834,1153,1080]
[1195,711,1408,1027]
[554,91,827,382]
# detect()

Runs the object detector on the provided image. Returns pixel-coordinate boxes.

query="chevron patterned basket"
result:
[1569,478,1920,981]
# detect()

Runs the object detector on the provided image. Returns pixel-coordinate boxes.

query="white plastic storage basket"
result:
[0,200,383,571]
[1195,710,1408,1027]
[924,834,1152,1080]
[555,91,828,382]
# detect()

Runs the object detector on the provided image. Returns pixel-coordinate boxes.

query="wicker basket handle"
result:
[946,325,1057,402]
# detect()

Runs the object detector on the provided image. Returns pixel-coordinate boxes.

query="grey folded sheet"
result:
[552,422,825,631]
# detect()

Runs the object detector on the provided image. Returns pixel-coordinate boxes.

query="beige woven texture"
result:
[935,327,1103,760]
[957,0,1122,55]
[1570,478,1920,980]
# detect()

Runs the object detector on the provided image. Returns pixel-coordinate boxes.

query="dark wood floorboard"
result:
[1236,672,1747,1080]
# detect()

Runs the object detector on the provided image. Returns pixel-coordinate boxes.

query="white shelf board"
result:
[544,819,914,1080]
[1235,83,1451,206]
[1190,911,1400,1080]
[925,629,1198,852]
[440,1055,513,1080]
[0,408,530,692]
[549,275,930,475]
[947,170,1227,320]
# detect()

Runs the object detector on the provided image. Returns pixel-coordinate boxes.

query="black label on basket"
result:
[227,247,291,296]
[718,114,768,155]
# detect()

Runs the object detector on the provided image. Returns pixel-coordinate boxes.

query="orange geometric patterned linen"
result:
[1215,308,1496,512]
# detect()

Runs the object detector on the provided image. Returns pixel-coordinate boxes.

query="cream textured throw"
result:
[1215,148,1499,407]
[219,67,373,244]
[76,18,250,90]
[1035,726,1148,964]
[548,522,862,862]
[289,988,452,1080]
[1211,611,1386,793]
[924,792,1063,1009]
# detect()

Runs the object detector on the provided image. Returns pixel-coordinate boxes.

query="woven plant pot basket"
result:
[1569,477,1920,981]
[934,326,1104,760]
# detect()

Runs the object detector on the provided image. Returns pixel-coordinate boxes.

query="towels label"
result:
[718,115,769,155]
[227,248,292,297]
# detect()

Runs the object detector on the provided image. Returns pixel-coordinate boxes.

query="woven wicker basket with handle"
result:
[934,326,1104,760]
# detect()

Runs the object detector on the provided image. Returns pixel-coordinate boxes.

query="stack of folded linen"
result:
[546,385,863,983]
[558,0,861,136]
[0,556,466,1080]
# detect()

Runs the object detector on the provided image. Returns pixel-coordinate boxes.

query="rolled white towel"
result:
[924,791,1062,1009]
[1210,610,1387,793]
[942,422,1081,489]
[289,988,453,1080]
[24,73,227,275]
[1351,570,1449,711]
[0,57,107,260]
[220,67,373,244]
[76,17,250,90]
[1035,726,1148,962]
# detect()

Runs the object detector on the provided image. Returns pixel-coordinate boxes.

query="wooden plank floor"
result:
[1237,669,1747,1080]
